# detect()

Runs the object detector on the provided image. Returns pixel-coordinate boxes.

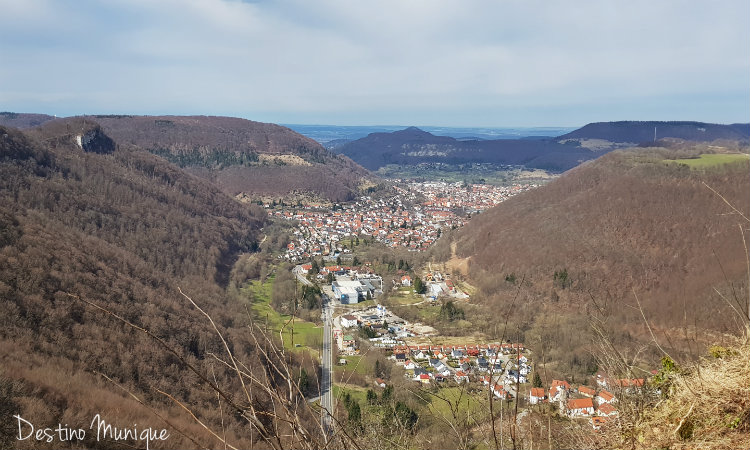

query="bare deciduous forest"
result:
[0,124,324,448]
[1,117,748,449]
[431,146,749,378]
[90,115,373,202]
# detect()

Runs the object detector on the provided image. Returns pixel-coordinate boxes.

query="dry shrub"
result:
[634,334,750,450]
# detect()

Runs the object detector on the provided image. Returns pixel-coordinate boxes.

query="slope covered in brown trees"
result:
[434,147,749,371]
[89,114,373,202]
[0,123,322,448]
[0,112,55,129]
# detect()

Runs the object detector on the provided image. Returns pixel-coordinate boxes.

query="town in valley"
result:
[267,180,541,260]
[268,172,643,433]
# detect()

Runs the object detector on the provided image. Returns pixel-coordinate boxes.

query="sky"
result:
[1,0,748,127]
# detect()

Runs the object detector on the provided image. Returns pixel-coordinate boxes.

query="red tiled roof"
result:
[578,386,596,396]
[568,398,594,410]
[616,378,645,387]
[598,390,615,402]
[598,403,617,415]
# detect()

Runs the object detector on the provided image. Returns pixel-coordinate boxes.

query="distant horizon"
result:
[2,1,747,127]
[4,111,748,130]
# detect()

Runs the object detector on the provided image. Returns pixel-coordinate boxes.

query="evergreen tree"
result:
[299,368,310,394]
[347,401,361,424]
[366,389,378,404]
[381,385,393,404]
[533,371,543,388]
[413,276,426,295]
[439,300,465,321]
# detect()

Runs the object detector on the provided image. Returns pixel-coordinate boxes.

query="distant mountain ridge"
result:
[334,121,750,172]
[0,111,55,128]
[558,120,750,142]
[285,124,575,144]
[1,113,374,202]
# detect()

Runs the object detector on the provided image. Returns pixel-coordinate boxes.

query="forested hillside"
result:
[0,124,320,448]
[0,112,55,129]
[434,147,749,370]
[90,115,373,202]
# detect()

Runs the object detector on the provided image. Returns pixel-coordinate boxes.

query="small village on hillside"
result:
[332,303,639,430]
[295,260,645,432]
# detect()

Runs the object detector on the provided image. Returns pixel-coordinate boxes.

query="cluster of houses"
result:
[389,343,528,389]
[405,181,540,216]
[274,181,539,261]
[529,375,647,429]
[395,270,469,302]
[335,305,418,354]
[383,341,645,431]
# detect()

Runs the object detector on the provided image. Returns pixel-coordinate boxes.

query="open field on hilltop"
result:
[389,286,425,305]
[668,153,749,168]
[241,275,323,351]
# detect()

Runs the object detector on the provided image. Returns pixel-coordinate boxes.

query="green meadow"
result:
[242,275,323,352]
[669,153,749,169]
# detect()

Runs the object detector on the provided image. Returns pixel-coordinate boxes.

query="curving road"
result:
[293,265,314,287]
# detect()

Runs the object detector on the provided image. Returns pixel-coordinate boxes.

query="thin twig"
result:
[210,364,228,450]
[68,292,278,449]
[633,289,674,361]
[93,371,209,450]
[156,389,239,450]
[702,181,749,223]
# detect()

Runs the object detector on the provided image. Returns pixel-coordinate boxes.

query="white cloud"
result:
[0,0,747,125]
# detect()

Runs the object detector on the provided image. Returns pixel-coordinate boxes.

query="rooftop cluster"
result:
[272,181,539,261]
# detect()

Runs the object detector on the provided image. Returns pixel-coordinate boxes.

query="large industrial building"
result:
[332,278,380,304]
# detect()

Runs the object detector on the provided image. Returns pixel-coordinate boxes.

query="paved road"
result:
[293,265,314,287]
[320,293,334,434]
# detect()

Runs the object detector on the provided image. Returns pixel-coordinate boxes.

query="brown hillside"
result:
[90,115,325,157]
[0,125,321,448]
[0,111,55,129]
[443,148,749,349]
[87,115,373,202]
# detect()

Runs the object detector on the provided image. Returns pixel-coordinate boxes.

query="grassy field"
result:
[334,355,370,375]
[333,384,369,405]
[669,153,749,169]
[389,286,425,305]
[417,386,494,426]
[241,275,323,352]
[414,303,442,322]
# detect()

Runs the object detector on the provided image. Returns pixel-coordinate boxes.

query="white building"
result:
[340,315,358,328]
